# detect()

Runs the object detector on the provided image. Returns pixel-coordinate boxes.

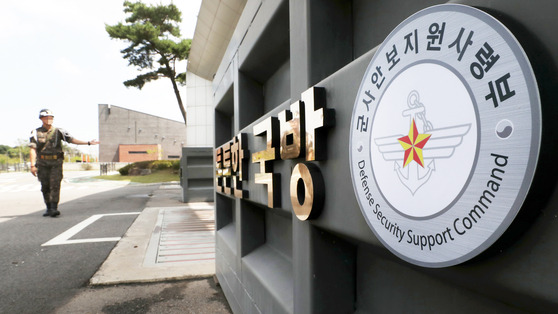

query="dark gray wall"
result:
[213,0,558,313]
[98,104,187,162]
[181,147,214,202]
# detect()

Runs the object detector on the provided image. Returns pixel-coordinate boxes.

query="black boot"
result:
[50,203,60,217]
[43,204,53,217]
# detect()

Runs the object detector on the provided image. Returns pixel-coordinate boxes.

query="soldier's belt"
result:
[39,153,64,160]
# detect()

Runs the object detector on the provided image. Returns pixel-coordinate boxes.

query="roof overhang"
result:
[187,0,246,81]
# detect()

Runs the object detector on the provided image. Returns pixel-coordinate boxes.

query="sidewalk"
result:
[90,183,216,285]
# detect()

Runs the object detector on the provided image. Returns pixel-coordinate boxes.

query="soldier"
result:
[29,109,100,217]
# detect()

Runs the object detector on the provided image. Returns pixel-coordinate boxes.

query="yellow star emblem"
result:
[398,119,431,168]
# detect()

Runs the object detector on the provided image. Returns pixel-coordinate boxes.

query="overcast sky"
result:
[0,0,202,155]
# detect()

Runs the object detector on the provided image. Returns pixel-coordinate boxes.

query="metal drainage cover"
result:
[144,205,215,266]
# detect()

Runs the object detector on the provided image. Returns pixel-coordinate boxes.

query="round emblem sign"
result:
[349,4,540,267]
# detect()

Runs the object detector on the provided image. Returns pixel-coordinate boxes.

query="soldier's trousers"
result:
[37,164,63,206]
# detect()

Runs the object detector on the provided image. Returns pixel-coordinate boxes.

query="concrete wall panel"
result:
[211,0,558,312]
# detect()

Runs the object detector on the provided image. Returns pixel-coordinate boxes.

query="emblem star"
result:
[398,119,432,168]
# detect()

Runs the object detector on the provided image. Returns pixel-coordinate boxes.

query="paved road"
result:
[0,171,231,314]
[0,171,130,220]
[0,171,154,313]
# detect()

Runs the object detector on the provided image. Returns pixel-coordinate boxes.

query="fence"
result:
[99,163,117,176]
[0,163,29,173]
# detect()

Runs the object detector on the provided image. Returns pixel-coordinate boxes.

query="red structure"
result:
[118,144,161,162]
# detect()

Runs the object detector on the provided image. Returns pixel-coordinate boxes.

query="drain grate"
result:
[144,205,215,266]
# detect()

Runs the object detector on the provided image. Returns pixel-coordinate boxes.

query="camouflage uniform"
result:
[29,126,74,216]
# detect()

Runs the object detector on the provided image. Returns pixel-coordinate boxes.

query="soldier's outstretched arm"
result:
[70,139,100,146]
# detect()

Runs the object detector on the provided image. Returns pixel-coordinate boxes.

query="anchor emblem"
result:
[374,90,471,195]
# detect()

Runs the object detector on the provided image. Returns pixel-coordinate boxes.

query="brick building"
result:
[98,104,187,162]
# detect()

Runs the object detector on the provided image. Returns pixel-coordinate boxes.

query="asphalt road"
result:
[0,171,133,220]
[0,171,155,313]
[0,171,231,314]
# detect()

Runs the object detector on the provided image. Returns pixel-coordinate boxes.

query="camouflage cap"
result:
[39,109,54,118]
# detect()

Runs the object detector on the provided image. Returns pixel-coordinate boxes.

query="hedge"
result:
[118,160,180,176]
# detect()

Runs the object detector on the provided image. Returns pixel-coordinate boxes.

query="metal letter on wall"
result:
[215,147,224,192]
[302,87,335,161]
[279,101,303,160]
[231,133,249,198]
[222,142,232,195]
[214,86,335,215]
[290,163,325,220]
[252,117,281,208]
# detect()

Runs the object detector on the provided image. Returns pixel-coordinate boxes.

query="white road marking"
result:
[42,212,141,246]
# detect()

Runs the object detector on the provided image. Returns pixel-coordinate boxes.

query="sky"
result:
[0,0,202,155]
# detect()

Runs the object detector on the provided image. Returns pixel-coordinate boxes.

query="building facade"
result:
[98,104,187,162]
[188,0,558,312]
[185,72,214,147]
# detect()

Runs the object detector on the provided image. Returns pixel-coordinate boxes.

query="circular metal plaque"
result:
[349,4,541,267]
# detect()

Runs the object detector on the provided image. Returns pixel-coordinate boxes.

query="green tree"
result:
[62,142,82,161]
[0,145,10,155]
[106,1,191,124]
[9,140,30,162]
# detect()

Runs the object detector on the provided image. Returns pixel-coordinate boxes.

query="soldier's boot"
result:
[43,204,53,217]
[50,203,60,217]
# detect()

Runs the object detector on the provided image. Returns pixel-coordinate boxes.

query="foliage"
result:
[118,163,133,175]
[153,160,180,170]
[0,145,10,155]
[62,143,82,160]
[96,168,179,183]
[106,1,191,123]
[0,141,30,161]
[118,160,179,175]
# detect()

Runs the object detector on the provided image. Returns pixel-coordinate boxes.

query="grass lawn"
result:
[93,168,179,184]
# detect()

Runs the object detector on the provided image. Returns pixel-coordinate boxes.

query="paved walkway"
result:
[90,183,216,285]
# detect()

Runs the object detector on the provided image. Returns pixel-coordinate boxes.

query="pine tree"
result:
[106,1,191,124]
